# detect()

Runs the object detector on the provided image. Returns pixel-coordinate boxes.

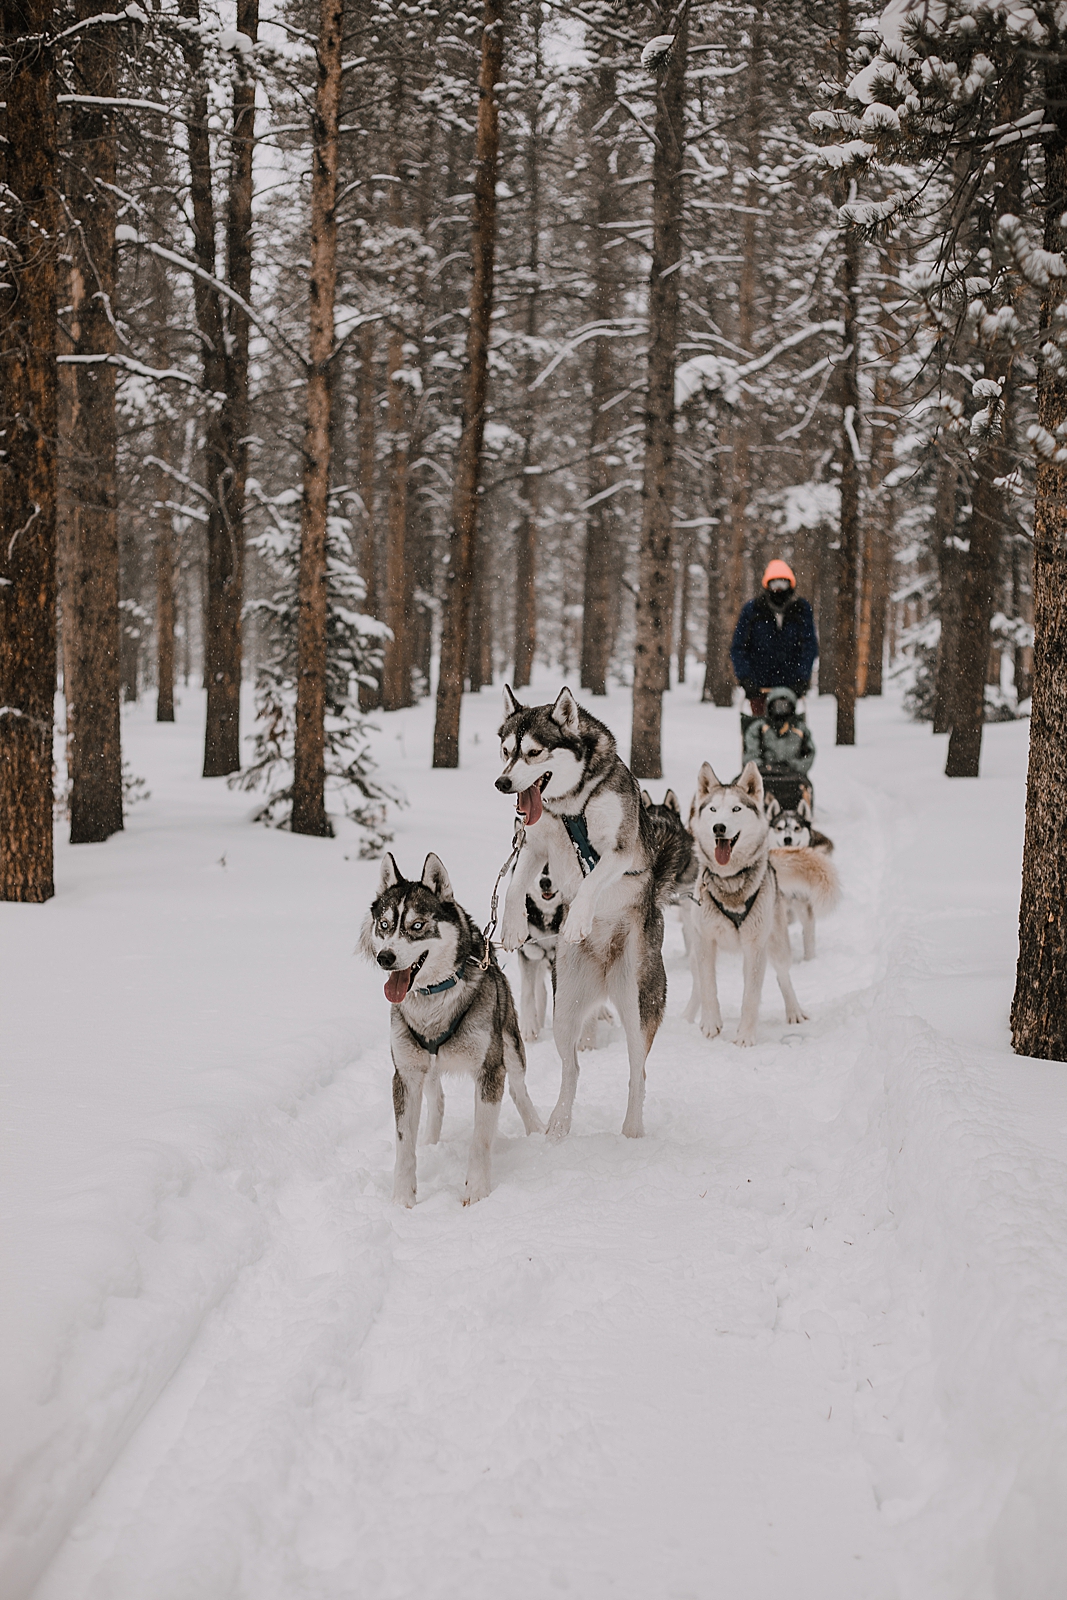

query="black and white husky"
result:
[494,685,677,1140]
[684,762,807,1046]
[362,852,543,1206]
[766,797,839,960]
[517,861,564,1040]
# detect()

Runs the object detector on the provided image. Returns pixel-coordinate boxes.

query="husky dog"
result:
[766,795,833,855]
[640,789,698,906]
[495,686,675,1140]
[766,800,839,960]
[362,852,543,1206]
[684,762,807,1047]
[517,862,565,1040]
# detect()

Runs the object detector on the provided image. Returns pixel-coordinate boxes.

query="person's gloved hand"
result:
[742,681,760,701]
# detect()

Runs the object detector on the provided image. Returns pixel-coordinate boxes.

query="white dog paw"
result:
[786,1008,808,1025]
[521,1023,540,1042]
[393,1185,416,1208]
[734,1030,757,1048]
[700,1019,722,1040]
[562,911,591,944]
[546,1108,571,1141]
[499,916,529,952]
[462,1178,490,1206]
[621,1114,644,1139]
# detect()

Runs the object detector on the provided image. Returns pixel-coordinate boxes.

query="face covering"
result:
[766,583,793,608]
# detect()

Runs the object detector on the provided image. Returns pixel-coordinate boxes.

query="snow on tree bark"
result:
[62,0,123,843]
[631,1,688,780]
[432,0,505,770]
[0,0,58,902]
[292,0,343,836]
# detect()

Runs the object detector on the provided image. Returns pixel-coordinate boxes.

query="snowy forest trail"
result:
[8,682,1067,1600]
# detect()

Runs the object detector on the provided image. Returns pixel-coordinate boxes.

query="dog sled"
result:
[741,687,815,815]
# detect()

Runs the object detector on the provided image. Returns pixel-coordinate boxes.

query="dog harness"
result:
[701,866,772,929]
[405,1009,470,1057]
[561,813,600,876]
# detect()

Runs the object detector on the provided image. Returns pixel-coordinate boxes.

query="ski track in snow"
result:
[5,679,1067,1599]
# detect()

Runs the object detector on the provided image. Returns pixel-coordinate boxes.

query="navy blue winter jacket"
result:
[730,593,819,692]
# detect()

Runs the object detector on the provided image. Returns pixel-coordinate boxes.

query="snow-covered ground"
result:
[4,676,1066,1600]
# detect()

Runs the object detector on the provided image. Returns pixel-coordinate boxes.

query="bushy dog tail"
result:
[650,822,696,904]
[770,846,841,915]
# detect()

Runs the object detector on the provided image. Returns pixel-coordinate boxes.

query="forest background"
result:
[2,0,1065,1059]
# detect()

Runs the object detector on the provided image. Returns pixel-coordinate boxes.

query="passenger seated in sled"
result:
[742,685,815,813]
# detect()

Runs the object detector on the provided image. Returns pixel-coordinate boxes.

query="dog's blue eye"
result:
[732,805,741,812]
[411,921,423,932]
[378,919,388,931]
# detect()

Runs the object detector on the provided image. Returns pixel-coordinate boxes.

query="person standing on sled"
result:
[730,560,818,715]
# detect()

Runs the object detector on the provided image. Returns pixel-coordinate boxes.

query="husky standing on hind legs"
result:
[495,685,677,1140]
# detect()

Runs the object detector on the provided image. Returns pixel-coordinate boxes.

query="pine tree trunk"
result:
[1011,55,1067,1059]
[932,447,961,732]
[382,327,411,709]
[63,0,123,842]
[945,58,1021,779]
[292,0,342,835]
[356,321,380,710]
[0,0,58,902]
[178,0,256,777]
[579,43,619,697]
[513,16,542,691]
[631,5,687,779]
[835,222,862,744]
[676,524,692,684]
[432,0,504,769]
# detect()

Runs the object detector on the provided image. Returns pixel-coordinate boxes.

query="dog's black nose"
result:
[495,776,512,793]
[713,822,726,835]
[540,878,552,893]
[377,950,396,969]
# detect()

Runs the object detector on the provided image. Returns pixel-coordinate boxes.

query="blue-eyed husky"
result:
[362,852,543,1206]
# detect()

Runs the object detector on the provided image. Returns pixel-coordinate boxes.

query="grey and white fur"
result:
[362,851,543,1206]
[683,761,807,1046]
[766,796,839,960]
[495,685,676,1139]
[517,862,565,1040]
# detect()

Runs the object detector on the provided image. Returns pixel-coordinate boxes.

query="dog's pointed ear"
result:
[379,853,402,894]
[764,793,781,819]
[696,761,720,802]
[641,789,652,809]
[797,796,812,821]
[502,683,522,718]
[738,761,765,806]
[420,852,453,901]
[550,686,580,736]
[664,789,680,815]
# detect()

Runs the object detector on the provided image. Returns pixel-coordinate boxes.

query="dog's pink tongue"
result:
[384,967,412,1003]
[516,784,543,826]
[714,840,733,868]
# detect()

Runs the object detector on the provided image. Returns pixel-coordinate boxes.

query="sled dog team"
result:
[362,686,840,1206]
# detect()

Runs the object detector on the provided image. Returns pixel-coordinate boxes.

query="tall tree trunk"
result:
[178,0,257,777]
[715,29,762,706]
[579,43,620,696]
[62,0,123,841]
[630,4,688,779]
[0,0,58,902]
[1011,54,1067,1059]
[513,11,543,690]
[356,321,380,710]
[835,221,862,743]
[676,523,692,684]
[931,445,961,732]
[945,57,1022,778]
[292,0,342,835]
[432,0,505,769]
[701,455,730,703]
[381,325,412,709]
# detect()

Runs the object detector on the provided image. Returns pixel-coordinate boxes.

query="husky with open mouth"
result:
[362,852,543,1206]
[766,797,839,961]
[683,761,807,1046]
[494,685,676,1140]
[516,861,565,1040]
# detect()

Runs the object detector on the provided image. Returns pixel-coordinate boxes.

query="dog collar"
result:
[416,971,459,995]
